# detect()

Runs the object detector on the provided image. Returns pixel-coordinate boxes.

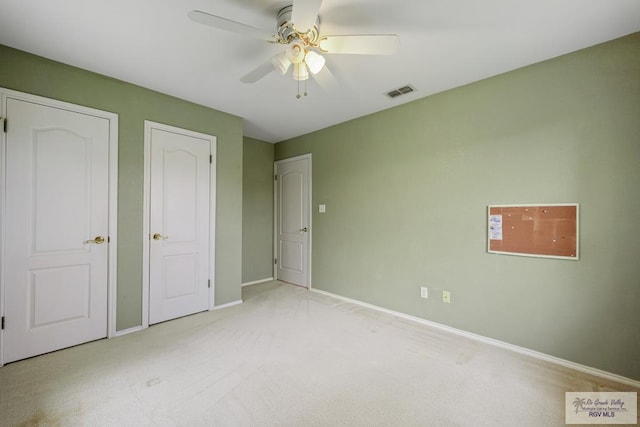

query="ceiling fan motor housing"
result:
[277,5,320,45]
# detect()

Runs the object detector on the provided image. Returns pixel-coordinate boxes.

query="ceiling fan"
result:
[188,0,399,97]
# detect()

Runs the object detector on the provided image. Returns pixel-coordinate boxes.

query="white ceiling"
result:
[1,0,639,143]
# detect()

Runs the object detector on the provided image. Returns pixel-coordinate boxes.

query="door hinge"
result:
[274,258,277,265]
[208,279,211,288]
[274,174,277,181]
[2,117,6,133]
[1,316,5,330]
[210,154,213,164]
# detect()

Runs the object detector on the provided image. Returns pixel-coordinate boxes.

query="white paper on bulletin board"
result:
[489,215,503,240]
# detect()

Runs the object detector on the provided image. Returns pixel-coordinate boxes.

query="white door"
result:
[275,155,311,287]
[3,97,110,363]
[148,125,211,325]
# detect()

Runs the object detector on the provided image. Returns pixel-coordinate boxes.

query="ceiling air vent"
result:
[386,85,416,99]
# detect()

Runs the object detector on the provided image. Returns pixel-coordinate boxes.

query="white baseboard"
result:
[113,298,244,336]
[310,288,640,389]
[112,325,147,337]
[213,299,243,310]
[113,299,243,336]
[242,278,274,287]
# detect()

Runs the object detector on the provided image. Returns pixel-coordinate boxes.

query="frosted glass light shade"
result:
[286,40,306,64]
[293,63,309,81]
[272,52,291,75]
[304,51,325,74]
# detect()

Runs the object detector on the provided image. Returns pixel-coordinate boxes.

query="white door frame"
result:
[141,120,217,329]
[273,153,312,288]
[0,88,119,366]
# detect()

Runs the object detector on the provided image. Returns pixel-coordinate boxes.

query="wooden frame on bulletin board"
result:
[487,204,579,260]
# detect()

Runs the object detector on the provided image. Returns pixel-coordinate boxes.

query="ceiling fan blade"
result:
[188,10,275,42]
[311,64,338,92]
[240,59,275,84]
[319,34,400,55]
[292,0,323,33]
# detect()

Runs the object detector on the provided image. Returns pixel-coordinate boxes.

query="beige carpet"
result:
[0,281,637,426]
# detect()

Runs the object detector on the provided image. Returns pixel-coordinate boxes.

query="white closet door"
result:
[148,126,211,324]
[3,97,110,363]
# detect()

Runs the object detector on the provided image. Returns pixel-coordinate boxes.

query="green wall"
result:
[275,33,640,380]
[0,44,244,330]
[242,137,274,283]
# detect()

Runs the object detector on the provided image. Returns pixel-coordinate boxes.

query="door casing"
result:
[0,88,119,366]
[273,154,312,288]
[141,120,217,329]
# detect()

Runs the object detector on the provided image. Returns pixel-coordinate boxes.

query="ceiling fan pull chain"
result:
[304,78,308,97]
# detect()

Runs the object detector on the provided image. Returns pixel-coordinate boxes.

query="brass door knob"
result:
[153,233,168,240]
[85,236,105,244]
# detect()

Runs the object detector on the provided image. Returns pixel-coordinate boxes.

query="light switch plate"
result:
[319,204,326,213]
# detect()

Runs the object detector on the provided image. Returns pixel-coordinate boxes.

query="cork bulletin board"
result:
[487,204,579,260]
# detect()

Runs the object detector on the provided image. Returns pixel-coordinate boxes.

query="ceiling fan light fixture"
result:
[293,63,309,81]
[304,50,325,74]
[286,40,306,64]
[272,52,291,75]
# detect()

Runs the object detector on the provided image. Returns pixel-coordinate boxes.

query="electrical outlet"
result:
[442,290,451,304]
[420,286,428,299]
